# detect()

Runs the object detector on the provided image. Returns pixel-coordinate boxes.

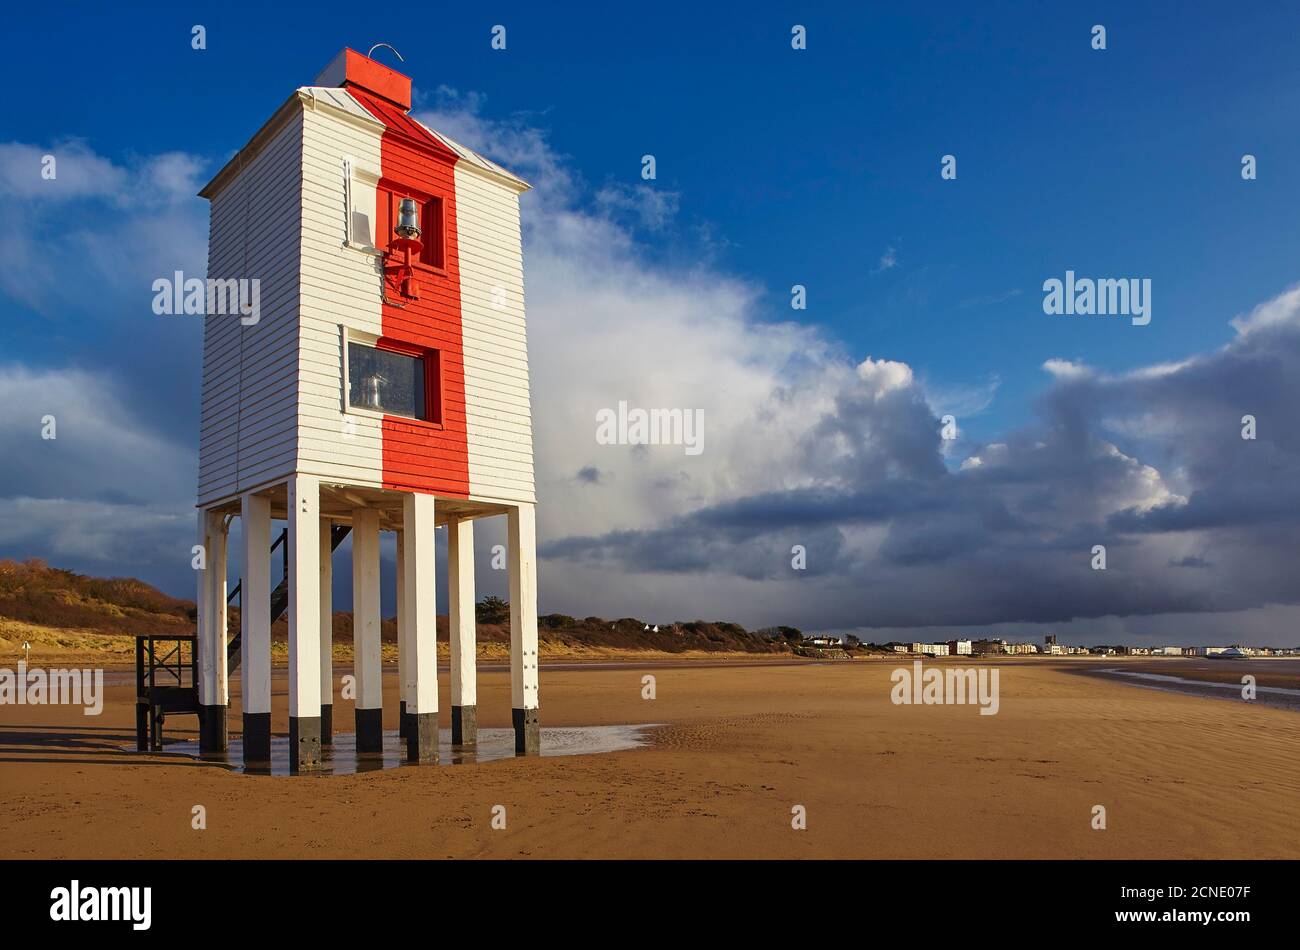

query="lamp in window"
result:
[396,198,421,240]
[385,197,425,300]
[361,372,389,410]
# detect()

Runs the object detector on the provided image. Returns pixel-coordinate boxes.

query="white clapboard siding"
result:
[198,109,304,506]
[455,163,535,504]
[200,84,536,507]
[296,95,386,488]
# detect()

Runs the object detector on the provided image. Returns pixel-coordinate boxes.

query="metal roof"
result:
[199,85,530,200]
[340,86,530,191]
[411,118,528,189]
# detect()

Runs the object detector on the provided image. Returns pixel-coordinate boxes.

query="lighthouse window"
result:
[347,341,430,421]
[377,188,446,269]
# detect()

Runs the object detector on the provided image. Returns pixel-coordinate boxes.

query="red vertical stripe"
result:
[349,90,471,498]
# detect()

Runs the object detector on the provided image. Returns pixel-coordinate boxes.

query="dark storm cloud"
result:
[4,126,1299,643]
[541,286,1300,629]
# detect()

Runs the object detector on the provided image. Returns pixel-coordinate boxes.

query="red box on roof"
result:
[314,48,411,110]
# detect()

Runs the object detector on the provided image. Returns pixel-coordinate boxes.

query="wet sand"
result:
[1073,658,1300,712]
[141,724,660,776]
[1094,657,1300,688]
[2,656,1298,859]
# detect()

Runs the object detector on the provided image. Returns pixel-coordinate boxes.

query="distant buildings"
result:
[1043,634,1091,655]
[806,635,842,648]
[883,642,952,656]
[909,642,950,656]
[969,638,1037,655]
[870,637,1299,658]
[1004,642,1039,655]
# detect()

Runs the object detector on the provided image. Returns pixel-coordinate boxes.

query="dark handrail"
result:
[227,527,289,605]
[226,524,351,672]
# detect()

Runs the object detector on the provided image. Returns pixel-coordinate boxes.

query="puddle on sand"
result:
[1087,668,1300,712]
[126,724,661,776]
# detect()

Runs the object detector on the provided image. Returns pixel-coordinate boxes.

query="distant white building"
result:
[947,639,973,656]
[807,635,842,648]
[909,643,950,656]
[1004,642,1039,655]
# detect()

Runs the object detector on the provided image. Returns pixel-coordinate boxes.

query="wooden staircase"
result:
[133,524,351,750]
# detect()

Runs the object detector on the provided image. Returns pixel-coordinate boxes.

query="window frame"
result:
[375,183,447,273]
[341,326,444,427]
[343,157,383,254]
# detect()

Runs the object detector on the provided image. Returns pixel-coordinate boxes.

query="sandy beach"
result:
[2,655,1298,860]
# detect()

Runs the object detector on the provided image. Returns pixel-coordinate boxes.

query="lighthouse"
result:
[193,49,537,772]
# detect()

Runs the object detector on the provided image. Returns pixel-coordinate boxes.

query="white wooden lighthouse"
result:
[193,49,537,771]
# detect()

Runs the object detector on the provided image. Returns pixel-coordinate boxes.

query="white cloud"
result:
[408,94,1300,638]
[926,373,1000,419]
[1229,282,1300,336]
[0,140,127,200]
[855,356,913,396]
[594,183,681,231]
[1041,357,1092,381]
[2,97,1295,644]
[0,141,208,314]
[416,96,867,538]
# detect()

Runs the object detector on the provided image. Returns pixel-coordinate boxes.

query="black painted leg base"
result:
[135,702,149,752]
[320,703,333,746]
[513,707,540,756]
[451,704,477,747]
[399,700,409,740]
[406,711,438,763]
[199,704,228,754]
[242,712,271,765]
[290,716,322,772]
[355,707,384,755]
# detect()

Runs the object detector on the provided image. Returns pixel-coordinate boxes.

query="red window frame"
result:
[376,183,446,272]
[374,336,443,427]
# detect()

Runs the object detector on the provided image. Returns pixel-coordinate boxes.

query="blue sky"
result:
[6,2,1300,441]
[3,2,1300,644]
